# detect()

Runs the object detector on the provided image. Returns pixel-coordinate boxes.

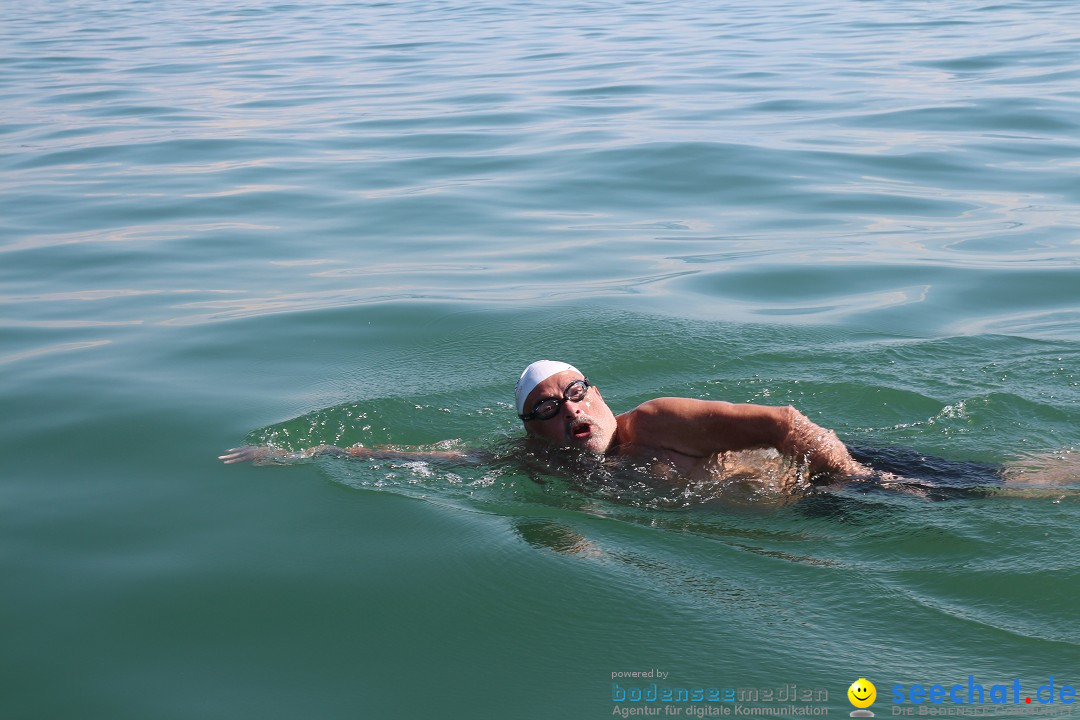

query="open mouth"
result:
[569,421,593,440]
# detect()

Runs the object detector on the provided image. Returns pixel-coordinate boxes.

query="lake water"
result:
[2,0,1079,717]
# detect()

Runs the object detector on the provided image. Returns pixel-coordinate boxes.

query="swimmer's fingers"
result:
[218,446,258,464]
[218,446,290,465]
[874,470,904,485]
[843,460,877,480]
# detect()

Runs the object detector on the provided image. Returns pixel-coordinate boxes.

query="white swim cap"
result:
[515,360,581,416]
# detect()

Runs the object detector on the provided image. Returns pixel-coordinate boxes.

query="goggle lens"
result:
[523,379,590,421]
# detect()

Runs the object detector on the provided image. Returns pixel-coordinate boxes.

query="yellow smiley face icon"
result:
[848,678,876,709]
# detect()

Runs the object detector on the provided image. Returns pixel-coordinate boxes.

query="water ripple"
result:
[4,0,1080,713]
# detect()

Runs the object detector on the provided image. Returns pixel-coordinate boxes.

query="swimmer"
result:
[220,359,869,480]
[513,360,867,478]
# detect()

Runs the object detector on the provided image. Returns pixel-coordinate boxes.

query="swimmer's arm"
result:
[218,444,481,465]
[622,398,869,476]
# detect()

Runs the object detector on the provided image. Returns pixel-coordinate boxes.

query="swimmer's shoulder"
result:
[615,397,697,445]
[614,398,700,461]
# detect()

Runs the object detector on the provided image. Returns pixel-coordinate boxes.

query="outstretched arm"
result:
[621,398,869,476]
[218,444,474,465]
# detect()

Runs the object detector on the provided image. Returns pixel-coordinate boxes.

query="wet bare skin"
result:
[521,370,869,481]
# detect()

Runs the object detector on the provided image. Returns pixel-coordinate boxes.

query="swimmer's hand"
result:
[218,444,377,464]
[778,408,872,477]
[218,446,297,465]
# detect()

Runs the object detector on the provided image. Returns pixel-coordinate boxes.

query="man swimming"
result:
[220,359,869,480]
[513,360,868,478]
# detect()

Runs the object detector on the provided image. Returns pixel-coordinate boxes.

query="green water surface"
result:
[2,0,1079,718]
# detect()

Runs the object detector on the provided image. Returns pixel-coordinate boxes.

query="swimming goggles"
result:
[519,378,591,421]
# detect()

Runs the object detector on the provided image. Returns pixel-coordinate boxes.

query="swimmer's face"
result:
[521,370,617,453]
